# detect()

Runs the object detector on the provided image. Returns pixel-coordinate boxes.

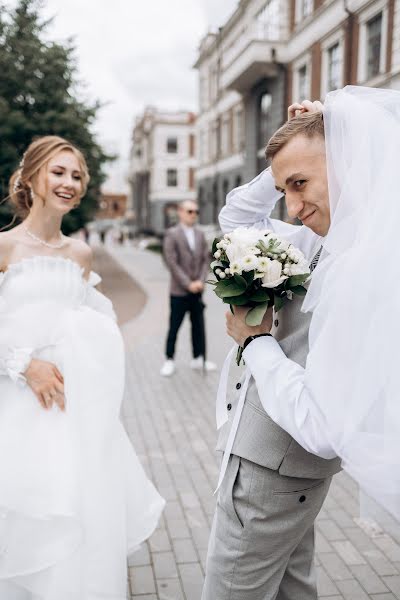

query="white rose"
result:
[225,243,241,264]
[230,227,264,248]
[214,250,221,259]
[219,271,226,279]
[287,260,310,277]
[287,247,306,263]
[261,259,288,288]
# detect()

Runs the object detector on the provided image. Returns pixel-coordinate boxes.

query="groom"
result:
[202,102,341,600]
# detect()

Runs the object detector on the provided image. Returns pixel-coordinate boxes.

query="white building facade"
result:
[129,108,197,234]
[195,0,400,224]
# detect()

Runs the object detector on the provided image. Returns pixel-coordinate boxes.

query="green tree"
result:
[0,0,113,233]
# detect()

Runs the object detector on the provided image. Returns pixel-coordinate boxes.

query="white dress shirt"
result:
[219,168,336,461]
[181,224,196,252]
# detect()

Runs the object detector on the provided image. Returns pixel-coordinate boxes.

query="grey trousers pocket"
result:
[219,454,245,529]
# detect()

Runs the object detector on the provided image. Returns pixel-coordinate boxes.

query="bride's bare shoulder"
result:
[0,228,20,271]
[68,238,93,277]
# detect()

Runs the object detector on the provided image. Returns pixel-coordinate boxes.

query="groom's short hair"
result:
[265,111,324,161]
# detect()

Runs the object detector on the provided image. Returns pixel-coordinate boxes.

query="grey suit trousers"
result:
[202,455,331,600]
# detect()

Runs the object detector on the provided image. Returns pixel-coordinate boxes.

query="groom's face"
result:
[271,134,330,236]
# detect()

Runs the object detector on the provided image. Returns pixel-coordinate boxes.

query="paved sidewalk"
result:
[105,244,400,600]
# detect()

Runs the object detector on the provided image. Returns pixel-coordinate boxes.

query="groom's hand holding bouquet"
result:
[208,227,310,364]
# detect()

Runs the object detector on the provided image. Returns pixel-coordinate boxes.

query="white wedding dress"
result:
[0,255,165,600]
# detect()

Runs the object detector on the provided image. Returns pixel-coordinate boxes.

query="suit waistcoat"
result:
[216,290,341,480]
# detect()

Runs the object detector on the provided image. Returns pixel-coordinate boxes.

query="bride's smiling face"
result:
[32,150,84,214]
[271,134,330,236]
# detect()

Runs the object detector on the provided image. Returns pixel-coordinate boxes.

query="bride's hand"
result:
[288,100,324,120]
[24,359,65,411]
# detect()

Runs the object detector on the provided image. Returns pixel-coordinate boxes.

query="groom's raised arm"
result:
[243,336,337,460]
[219,167,305,241]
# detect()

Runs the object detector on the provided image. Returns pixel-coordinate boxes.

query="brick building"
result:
[195,0,400,224]
[129,108,197,235]
[97,193,128,219]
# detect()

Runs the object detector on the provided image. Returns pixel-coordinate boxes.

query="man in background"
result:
[160,200,216,376]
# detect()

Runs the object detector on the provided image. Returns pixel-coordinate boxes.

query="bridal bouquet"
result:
[209,227,310,363]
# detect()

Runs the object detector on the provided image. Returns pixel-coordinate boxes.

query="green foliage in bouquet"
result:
[208,235,309,327]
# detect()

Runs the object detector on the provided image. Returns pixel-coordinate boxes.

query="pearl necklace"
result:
[23,225,66,249]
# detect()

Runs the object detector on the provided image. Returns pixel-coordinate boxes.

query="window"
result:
[367,13,383,79]
[256,0,281,40]
[295,0,313,22]
[167,169,178,187]
[234,108,244,152]
[327,43,341,91]
[301,0,313,18]
[167,137,178,153]
[298,65,308,100]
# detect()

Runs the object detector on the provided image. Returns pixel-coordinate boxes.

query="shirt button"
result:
[227,403,232,411]
[236,382,241,390]
[299,495,306,503]
[274,319,279,327]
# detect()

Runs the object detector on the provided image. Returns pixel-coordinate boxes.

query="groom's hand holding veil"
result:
[25,358,65,411]
[288,99,324,120]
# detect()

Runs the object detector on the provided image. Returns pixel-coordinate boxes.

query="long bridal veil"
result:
[302,86,400,519]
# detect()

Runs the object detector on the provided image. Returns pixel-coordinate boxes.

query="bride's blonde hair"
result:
[8,135,90,220]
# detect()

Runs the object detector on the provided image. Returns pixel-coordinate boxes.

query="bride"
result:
[0,136,165,599]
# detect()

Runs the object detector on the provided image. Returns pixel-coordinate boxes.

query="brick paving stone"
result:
[318,552,353,582]
[332,541,366,565]
[382,576,400,598]
[315,565,341,596]
[130,566,156,595]
[336,579,370,599]
[349,565,389,594]
[149,529,172,553]
[128,544,151,567]
[178,563,204,599]
[156,578,185,600]
[172,538,199,563]
[153,552,179,579]
[104,245,400,599]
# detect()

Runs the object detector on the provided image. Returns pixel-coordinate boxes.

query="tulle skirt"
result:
[0,303,164,599]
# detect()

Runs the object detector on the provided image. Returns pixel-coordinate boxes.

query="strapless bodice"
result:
[0,255,99,311]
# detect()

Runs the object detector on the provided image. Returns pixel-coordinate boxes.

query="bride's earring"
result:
[29,188,35,201]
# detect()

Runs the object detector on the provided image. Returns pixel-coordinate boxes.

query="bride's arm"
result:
[0,235,66,410]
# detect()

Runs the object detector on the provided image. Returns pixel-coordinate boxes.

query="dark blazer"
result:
[163,224,210,296]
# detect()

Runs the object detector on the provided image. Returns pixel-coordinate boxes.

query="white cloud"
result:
[3,0,238,192]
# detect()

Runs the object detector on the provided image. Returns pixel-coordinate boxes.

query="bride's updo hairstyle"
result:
[8,135,90,218]
[265,111,324,161]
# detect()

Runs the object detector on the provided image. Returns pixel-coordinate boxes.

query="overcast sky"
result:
[4,0,238,192]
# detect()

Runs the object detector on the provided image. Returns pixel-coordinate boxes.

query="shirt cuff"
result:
[243,335,285,370]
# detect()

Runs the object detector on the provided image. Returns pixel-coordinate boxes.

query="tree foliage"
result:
[0,0,113,233]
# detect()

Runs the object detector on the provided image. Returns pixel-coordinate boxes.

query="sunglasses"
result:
[186,209,199,215]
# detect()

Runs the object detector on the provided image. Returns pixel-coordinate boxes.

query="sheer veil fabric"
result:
[302,86,400,518]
